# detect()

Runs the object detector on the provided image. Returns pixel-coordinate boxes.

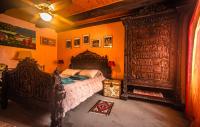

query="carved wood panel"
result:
[1,58,66,127]
[70,50,112,79]
[122,10,178,90]
[3,58,54,104]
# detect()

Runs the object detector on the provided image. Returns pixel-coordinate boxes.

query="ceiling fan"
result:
[36,2,56,22]
[18,0,73,25]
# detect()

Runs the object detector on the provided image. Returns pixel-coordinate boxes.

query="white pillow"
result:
[60,69,80,77]
[79,69,100,78]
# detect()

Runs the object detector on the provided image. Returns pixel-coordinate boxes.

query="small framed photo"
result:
[83,34,90,44]
[74,38,80,47]
[104,35,112,48]
[40,36,56,46]
[92,39,101,48]
[66,40,72,49]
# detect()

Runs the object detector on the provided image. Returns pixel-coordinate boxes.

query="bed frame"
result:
[1,50,111,127]
[1,58,66,127]
[70,50,111,78]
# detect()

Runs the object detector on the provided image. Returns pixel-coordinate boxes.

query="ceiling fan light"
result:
[40,12,52,22]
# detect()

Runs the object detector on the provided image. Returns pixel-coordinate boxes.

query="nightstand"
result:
[103,79,121,99]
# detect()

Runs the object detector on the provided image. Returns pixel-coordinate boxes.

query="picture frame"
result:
[104,35,112,48]
[40,36,56,46]
[0,21,36,49]
[74,38,80,47]
[91,39,101,48]
[83,34,90,44]
[66,39,72,49]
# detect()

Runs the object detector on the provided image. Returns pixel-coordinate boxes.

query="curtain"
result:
[186,0,200,126]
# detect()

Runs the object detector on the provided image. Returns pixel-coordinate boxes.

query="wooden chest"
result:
[103,79,121,98]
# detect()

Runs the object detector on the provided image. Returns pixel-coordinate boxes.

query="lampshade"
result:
[16,51,32,60]
[57,60,64,64]
[40,12,52,22]
[108,61,115,67]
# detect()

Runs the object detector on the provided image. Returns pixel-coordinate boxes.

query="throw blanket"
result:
[61,75,89,84]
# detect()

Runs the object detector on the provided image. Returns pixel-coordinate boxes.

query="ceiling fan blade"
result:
[54,14,74,25]
[51,0,72,11]
[19,0,38,8]
[31,13,40,23]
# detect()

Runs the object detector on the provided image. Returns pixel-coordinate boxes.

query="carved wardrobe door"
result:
[121,9,179,103]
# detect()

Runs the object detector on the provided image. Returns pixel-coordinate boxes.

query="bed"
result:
[1,50,111,127]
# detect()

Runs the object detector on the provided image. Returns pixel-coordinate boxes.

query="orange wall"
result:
[57,22,124,79]
[0,14,57,73]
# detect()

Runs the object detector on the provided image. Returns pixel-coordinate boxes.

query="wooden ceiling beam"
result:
[58,0,186,32]
[57,16,122,32]
[67,0,164,22]
[0,0,33,13]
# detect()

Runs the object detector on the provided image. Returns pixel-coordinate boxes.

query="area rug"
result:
[89,100,114,116]
[0,121,16,127]
[133,89,164,98]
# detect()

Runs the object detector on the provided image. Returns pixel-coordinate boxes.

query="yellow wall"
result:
[0,14,57,73]
[57,22,124,79]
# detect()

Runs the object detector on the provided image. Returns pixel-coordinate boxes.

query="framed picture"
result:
[83,34,90,44]
[74,38,80,47]
[92,39,101,48]
[0,21,36,49]
[40,36,56,46]
[66,40,72,49]
[104,35,112,48]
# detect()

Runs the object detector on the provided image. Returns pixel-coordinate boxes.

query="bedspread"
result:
[62,75,105,115]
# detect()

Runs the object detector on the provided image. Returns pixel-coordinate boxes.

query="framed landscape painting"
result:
[0,22,36,49]
[40,36,56,46]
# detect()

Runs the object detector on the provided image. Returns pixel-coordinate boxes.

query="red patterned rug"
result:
[89,100,114,116]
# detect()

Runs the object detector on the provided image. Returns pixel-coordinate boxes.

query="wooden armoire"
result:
[121,2,192,105]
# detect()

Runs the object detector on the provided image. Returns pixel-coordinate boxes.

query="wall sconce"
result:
[108,61,115,67]
[108,61,121,79]
[108,61,115,79]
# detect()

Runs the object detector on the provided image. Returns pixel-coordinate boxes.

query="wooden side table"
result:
[103,79,121,98]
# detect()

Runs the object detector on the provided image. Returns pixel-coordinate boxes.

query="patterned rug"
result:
[133,89,164,98]
[0,121,16,127]
[89,100,114,116]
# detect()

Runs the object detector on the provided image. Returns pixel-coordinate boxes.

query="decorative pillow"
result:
[60,69,80,77]
[79,69,100,78]
[95,71,103,77]
[69,75,89,80]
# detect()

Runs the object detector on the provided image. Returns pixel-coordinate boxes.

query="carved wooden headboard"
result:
[69,50,112,79]
[1,58,54,109]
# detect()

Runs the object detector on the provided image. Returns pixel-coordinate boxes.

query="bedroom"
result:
[0,0,200,127]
